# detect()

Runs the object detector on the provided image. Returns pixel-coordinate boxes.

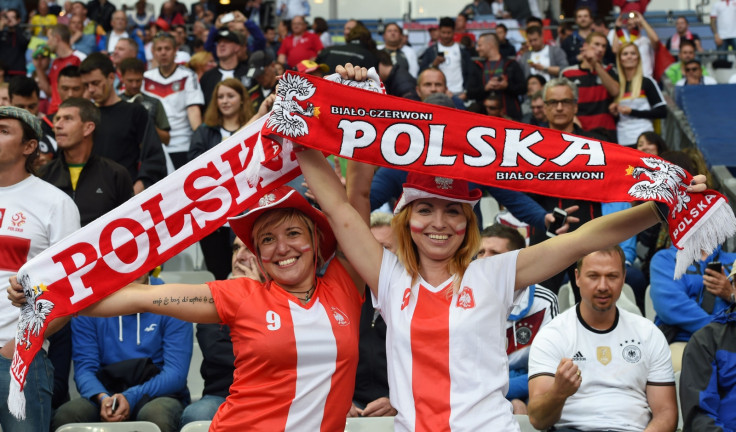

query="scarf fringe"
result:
[8,377,25,420]
[675,199,736,278]
[244,133,267,186]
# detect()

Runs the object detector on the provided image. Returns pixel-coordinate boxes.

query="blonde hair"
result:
[187,51,213,76]
[616,42,643,103]
[391,202,480,295]
[251,208,325,280]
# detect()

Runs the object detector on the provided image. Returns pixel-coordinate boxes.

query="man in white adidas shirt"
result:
[528,246,677,431]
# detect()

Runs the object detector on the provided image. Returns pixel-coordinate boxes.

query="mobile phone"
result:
[707,261,722,274]
[111,396,118,413]
[546,207,567,237]
[221,12,235,24]
[438,51,445,57]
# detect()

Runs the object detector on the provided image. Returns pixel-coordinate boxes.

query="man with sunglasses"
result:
[676,59,718,86]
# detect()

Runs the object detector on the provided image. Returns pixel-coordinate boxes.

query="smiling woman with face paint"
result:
[294,63,709,432]
[77,186,365,431]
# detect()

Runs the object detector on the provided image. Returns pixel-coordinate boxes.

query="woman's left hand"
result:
[688,174,708,193]
[335,63,369,82]
[618,105,632,115]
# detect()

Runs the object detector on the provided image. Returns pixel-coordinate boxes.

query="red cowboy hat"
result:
[393,172,482,214]
[229,186,337,260]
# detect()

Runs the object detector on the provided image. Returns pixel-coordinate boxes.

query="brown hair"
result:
[203,78,254,127]
[576,245,626,273]
[391,202,480,294]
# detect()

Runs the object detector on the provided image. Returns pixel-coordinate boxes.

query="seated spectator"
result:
[478,224,558,415]
[349,212,397,418]
[158,0,185,27]
[277,15,323,68]
[482,93,510,119]
[71,1,98,35]
[680,288,736,431]
[667,16,703,52]
[609,42,666,147]
[519,26,568,81]
[69,14,96,56]
[650,151,736,372]
[188,79,254,280]
[664,40,708,87]
[180,235,259,428]
[50,271,192,432]
[524,90,547,126]
[528,246,677,431]
[378,22,419,78]
[676,59,718,86]
[128,0,154,33]
[419,17,480,103]
[375,50,418,100]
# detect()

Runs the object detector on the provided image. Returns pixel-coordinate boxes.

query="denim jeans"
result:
[52,396,184,432]
[179,395,226,429]
[0,350,54,432]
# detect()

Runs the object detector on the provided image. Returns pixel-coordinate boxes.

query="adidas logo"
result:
[95,188,103,194]
[572,351,586,362]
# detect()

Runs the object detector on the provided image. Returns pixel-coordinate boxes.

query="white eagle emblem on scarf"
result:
[626,157,690,218]
[16,274,54,350]
[267,74,318,138]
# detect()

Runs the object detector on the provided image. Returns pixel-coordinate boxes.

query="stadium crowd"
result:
[1,0,735,430]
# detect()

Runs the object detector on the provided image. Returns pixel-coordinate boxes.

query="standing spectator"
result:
[474,32,526,120]
[98,11,145,60]
[521,74,546,120]
[453,13,475,44]
[71,1,98,35]
[69,14,96,56]
[528,247,677,431]
[276,0,309,22]
[87,0,115,33]
[676,59,718,86]
[316,24,377,72]
[519,26,569,80]
[680,299,736,431]
[477,224,559,415]
[561,6,593,65]
[200,29,247,108]
[663,40,708,86]
[493,24,516,59]
[30,0,57,37]
[38,65,84,165]
[609,42,666,147]
[0,9,28,79]
[81,53,166,192]
[710,0,736,54]
[245,51,278,112]
[611,11,659,78]
[0,106,80,432]
[277,15,323,68]
[375,50,419,100]
[128,0,154,33]
[667,16,703,52]
[378,22,419,78]
[420,17,478,102]
[119,57,171,146]
[188,79,254,280]
[245,0,275,29]
[143,32,203,170]
[158,0,187,25]
[561,32,619,142]
[35,24,84,115]
[0,0,25,22]
[414,68,464,109]
[313,17,332,48]
[461,0,493,17]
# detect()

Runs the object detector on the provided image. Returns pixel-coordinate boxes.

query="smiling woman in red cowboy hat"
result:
[79,185,364,431]
[294,63,708,432]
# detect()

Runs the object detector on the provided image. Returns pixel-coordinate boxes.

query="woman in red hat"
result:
[294,63,707,432]
[79,185,365,431]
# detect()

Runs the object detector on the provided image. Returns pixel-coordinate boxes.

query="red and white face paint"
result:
[408,198,468,263]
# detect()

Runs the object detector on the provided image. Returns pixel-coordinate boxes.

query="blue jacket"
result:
[369,167,547,229]
[650,245,736,342]
[681,305,736,431]
[97,31,146,62]
[72,308,192,409]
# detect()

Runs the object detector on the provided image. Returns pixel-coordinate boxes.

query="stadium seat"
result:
[187,325,205,402]
[55,421,161,432]
[180,421,211,432]
[344,416,394,431]
[515,414,542,431]
[558,283,574,312]
[158,270,216,284]
[644,285,656,322]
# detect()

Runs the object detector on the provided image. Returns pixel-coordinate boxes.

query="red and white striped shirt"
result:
[376,250,521,432]
[208,259,362,431]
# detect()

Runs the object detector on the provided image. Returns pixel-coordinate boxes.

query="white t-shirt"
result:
[529,305,675,431]
[675,75,719,86]
[0,176,80,345]
[375,249,521,432]
[437,42,464,95]
[143,65,204,154]
[530,46,553,81]
[711,0,736,40]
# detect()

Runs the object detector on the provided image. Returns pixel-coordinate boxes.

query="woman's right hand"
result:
[335,63,369,82]
[7,276,25,308]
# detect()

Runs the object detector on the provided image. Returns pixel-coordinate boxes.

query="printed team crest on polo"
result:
[597,346,612,365]
[456,286,475,309]
[16,274,54,350]
[259,193,277,207]
[267,74,320,138]
[435,177,453,190]
[626,157,690,219]
[621,339,642,363]
[331,307,350,326]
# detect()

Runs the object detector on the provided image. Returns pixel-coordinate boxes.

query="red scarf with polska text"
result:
[261,70,736,278]
[9,117,300,419]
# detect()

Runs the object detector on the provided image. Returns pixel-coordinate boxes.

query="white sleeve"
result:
[403,47,419,78]
[375,250,404,316]
[474,249,519,312]
[48,195,80,246]
[645,323,675,384]
[186,69,205,106]
[529,324,565,378]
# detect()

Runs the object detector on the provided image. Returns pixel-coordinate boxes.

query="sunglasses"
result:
[685,67,700,72]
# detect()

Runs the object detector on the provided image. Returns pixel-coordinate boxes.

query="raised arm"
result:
[80,283,220,324]
[296,148,383,296]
